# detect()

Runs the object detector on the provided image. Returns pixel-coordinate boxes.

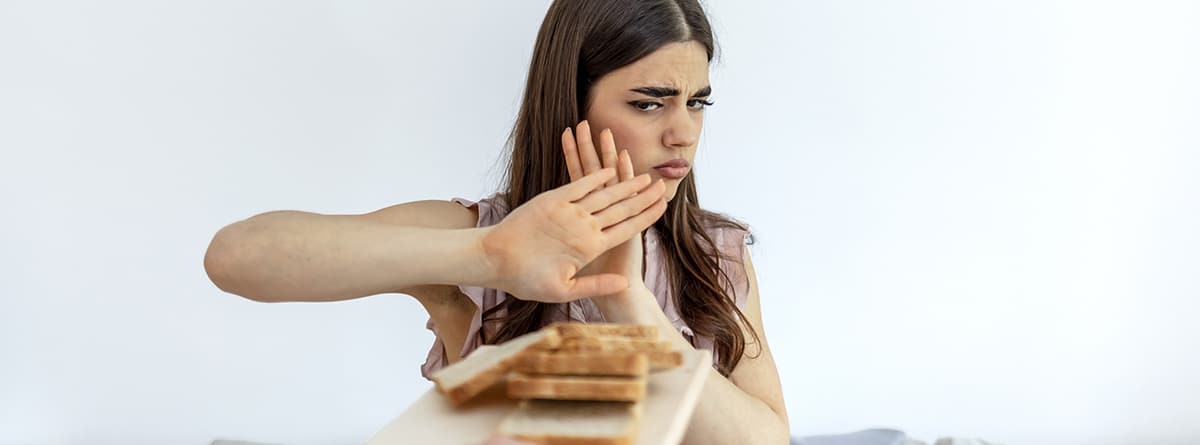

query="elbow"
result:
[768,405,791,444]
[754,406,791,445]
[751,421,791,445]
[770,421,791,445]
[772,411,791,445]
[204,222,271,303]
[743,416,789,445]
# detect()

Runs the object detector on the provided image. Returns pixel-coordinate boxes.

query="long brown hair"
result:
[483,0,760,376]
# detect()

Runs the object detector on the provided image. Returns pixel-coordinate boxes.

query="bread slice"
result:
[499,399,641,445]
[430,328,561,404]
[558,335,672,353]
[645,349,684,371]
[514,351,649,377]
[507,373,646,402]
[548,322,658,341]
[556,335,682,371]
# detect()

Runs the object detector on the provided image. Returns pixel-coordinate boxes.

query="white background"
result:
[2,1,1197,444]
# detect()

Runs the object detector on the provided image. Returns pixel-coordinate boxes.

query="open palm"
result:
[561,121,661,295]
[482,167,665,303]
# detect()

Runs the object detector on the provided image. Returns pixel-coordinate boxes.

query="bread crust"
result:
[507,373,647,402]
[548,321,658,340]
[431,328,562,404]
[499,399,641,445]
[515,351,649,376]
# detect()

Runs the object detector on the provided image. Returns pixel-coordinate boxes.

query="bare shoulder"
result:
[352,199,480,230]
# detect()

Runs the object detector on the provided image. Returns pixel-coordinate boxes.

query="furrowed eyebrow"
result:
[630,86,678,98]
[630,85,712,98]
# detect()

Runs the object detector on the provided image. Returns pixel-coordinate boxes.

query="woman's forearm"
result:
[595,288,790,444]
[204,211,495,302]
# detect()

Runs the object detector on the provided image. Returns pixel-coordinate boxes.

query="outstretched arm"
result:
[204,168,666,304]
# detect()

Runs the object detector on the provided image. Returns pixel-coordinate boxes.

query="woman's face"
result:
[584,41,712,202]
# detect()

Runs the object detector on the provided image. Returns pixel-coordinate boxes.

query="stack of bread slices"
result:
[430,322,683,445]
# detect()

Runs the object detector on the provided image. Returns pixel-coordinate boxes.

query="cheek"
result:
[609,125,658,174]
[585,102,660,174]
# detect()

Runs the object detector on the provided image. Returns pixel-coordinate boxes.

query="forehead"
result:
[596,41,710,91]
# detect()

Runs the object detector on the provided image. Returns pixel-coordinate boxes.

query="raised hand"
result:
[480,166,666,303]
[561,121,660,295]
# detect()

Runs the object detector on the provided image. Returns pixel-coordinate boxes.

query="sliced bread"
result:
[514,351,649,377]
[555,333,682,371]
[645,349,684,371]
[430,328,561,404]
[498,399,641,445]
[506,373,647,402]
[558,335,672,353]
[548,322,658,341]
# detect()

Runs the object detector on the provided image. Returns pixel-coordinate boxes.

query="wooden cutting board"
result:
[367,347,712,445]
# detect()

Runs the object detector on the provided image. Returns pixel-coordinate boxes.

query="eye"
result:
[628,101,662,111]
[687,99,715,110]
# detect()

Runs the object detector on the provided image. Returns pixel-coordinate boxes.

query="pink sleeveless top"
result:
[420,194,752,379]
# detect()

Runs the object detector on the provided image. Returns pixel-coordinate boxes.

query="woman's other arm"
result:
[683,246,790,443]
[598,246,790,444]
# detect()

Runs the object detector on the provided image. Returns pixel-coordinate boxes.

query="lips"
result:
[653,159,690,179]
[654,159,690,169]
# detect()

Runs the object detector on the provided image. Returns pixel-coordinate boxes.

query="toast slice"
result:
[507,373,647,402]
[557,335,682,371]
[548,322,658,341]
[556,338,681,369]
[514,351,649,377]
[430,328,561,404]
[558,335,671,353]
[499,399,641,445]
[644,349,684,371]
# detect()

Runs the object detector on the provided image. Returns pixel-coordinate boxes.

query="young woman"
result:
[204,0,789,442]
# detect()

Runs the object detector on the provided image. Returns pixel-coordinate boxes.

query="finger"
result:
[576,120,603,178]
[558,167,616,201]
[599,128,619,187]
[602,194,668,248]
[564,273,629,300]
[617,149,635,183]
[561,127,584,182]
[593,179,666,228]
[575,173,652,213]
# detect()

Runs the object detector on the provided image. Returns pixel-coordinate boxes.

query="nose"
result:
[661,106,699,149]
